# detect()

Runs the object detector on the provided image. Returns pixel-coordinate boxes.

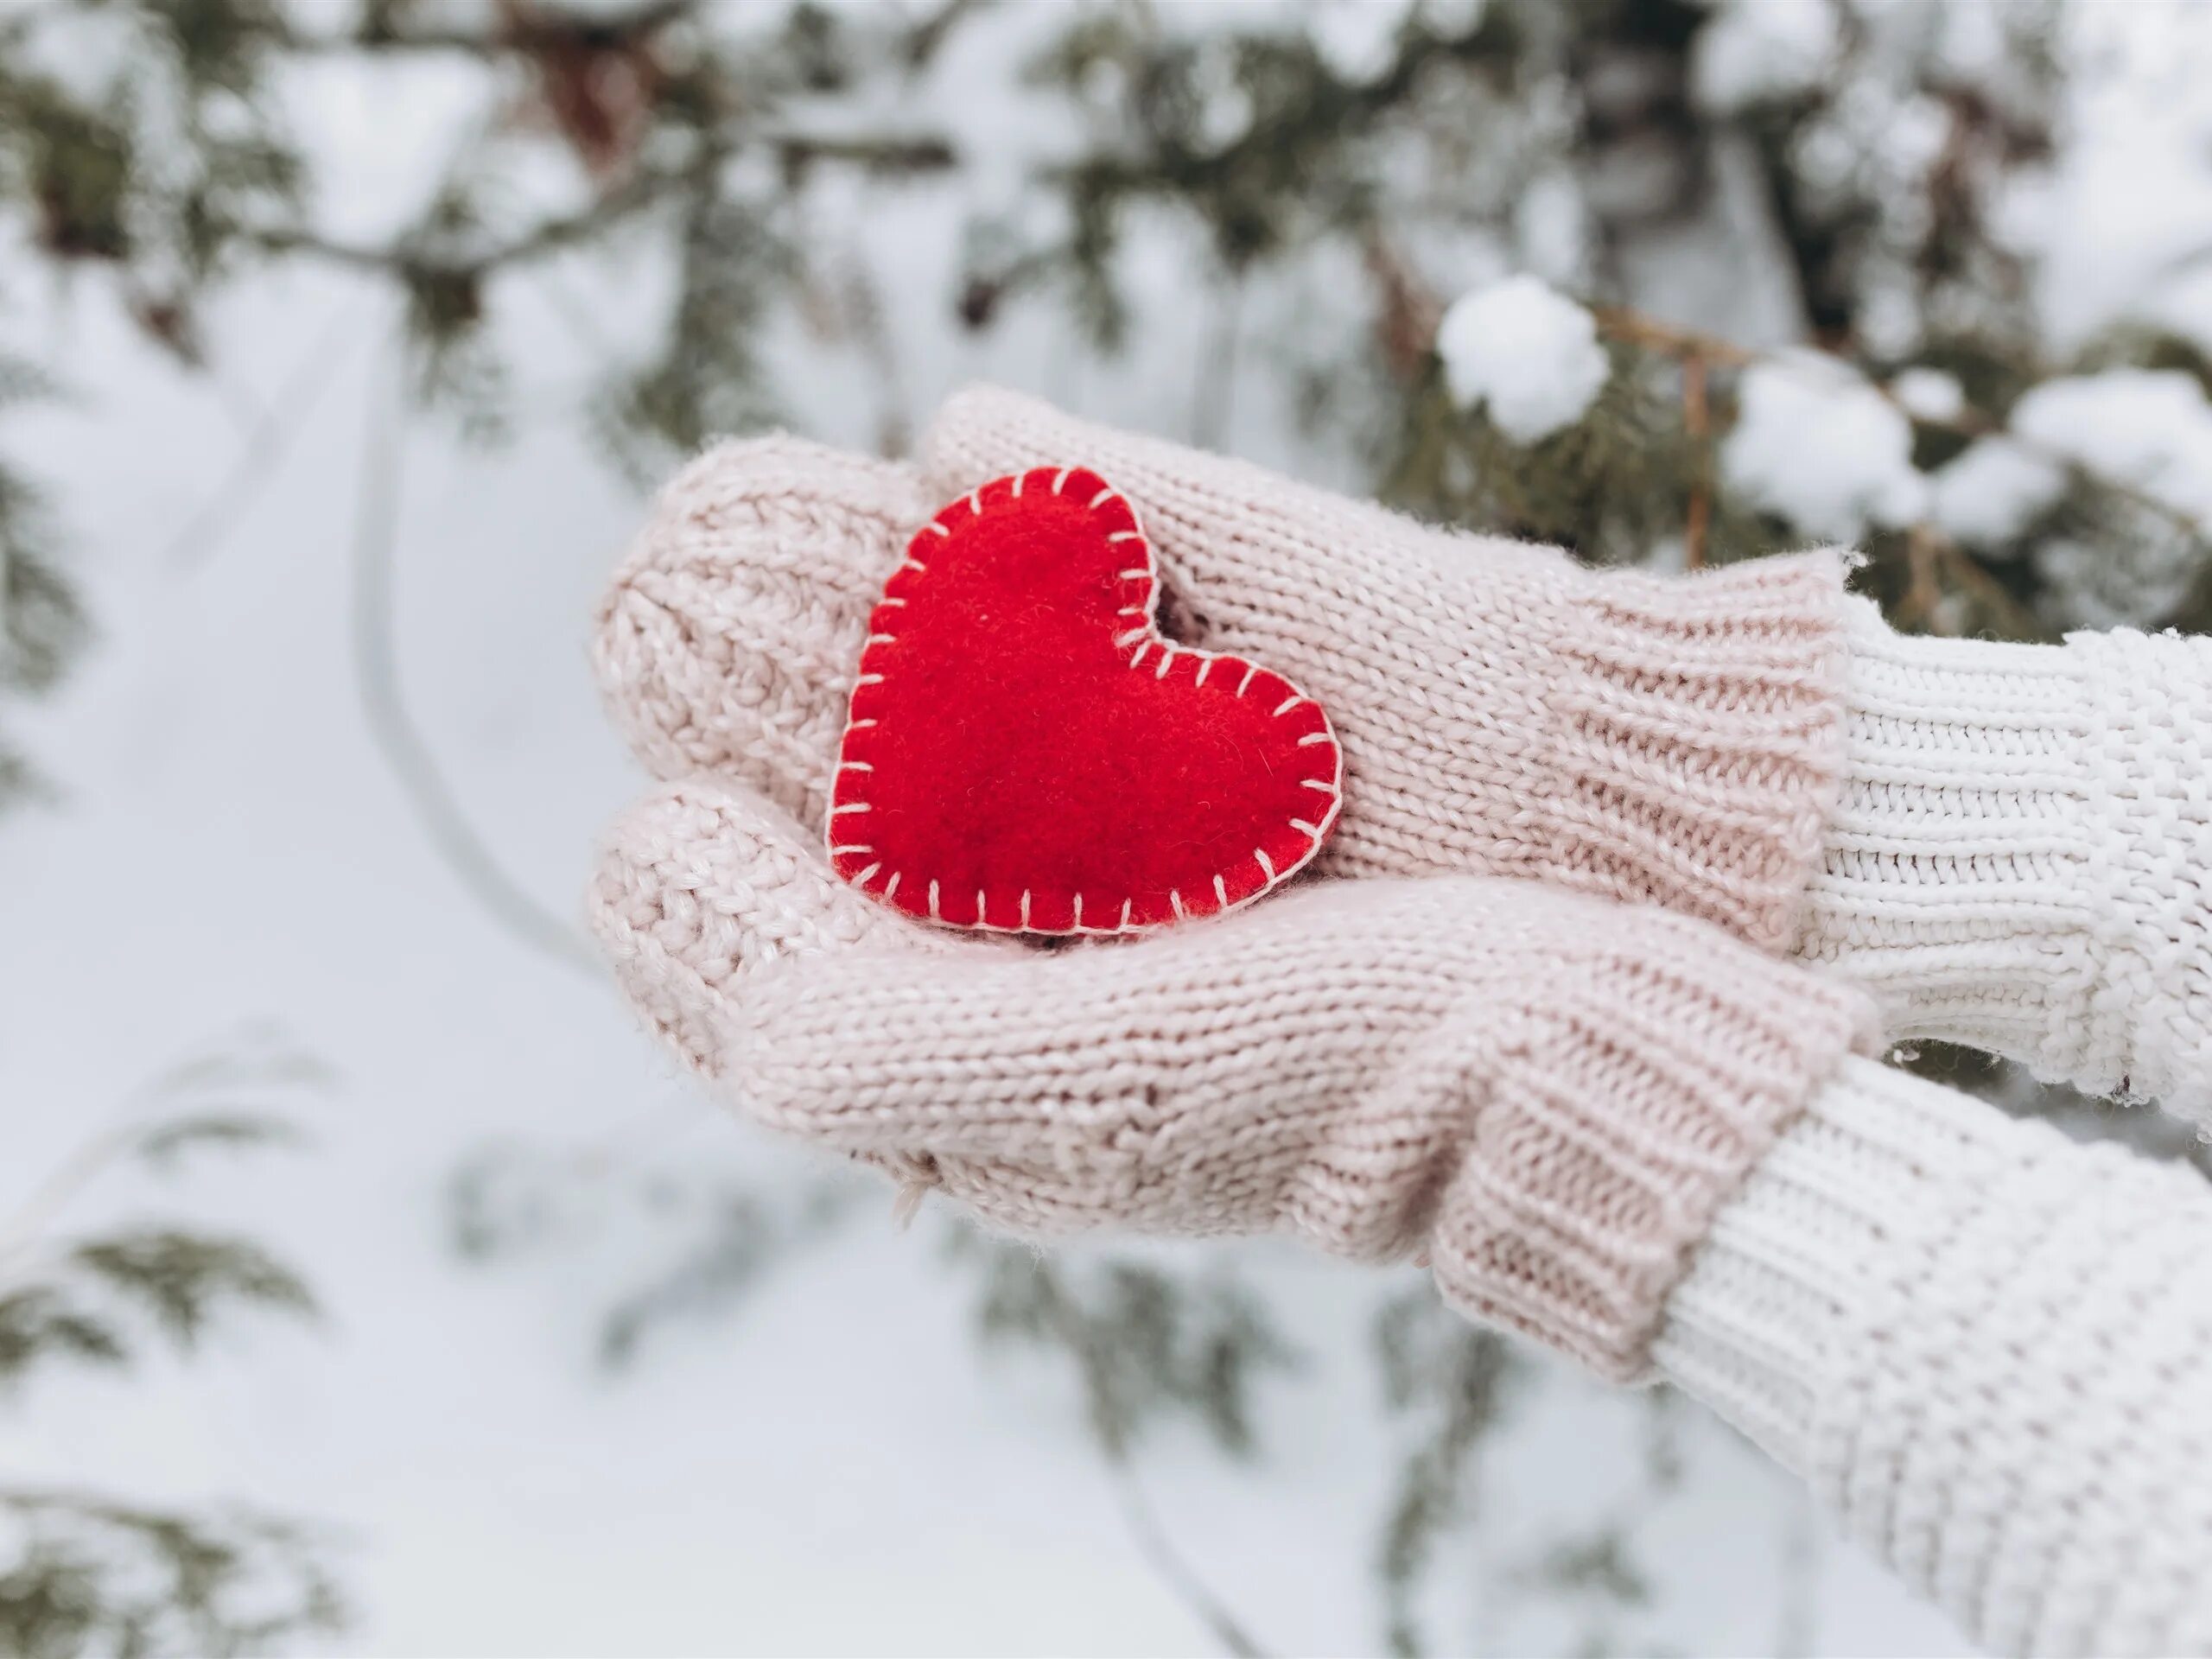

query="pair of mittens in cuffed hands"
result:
[588,385,2212,1659]
[588,384,1894,1382]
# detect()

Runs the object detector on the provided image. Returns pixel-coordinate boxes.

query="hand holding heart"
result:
[588,385,1871,1376]
[587,388,2212,1652]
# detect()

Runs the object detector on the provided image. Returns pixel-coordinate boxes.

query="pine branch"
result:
[134,1114,305,1169]
[1590,301,2212,551]
[346,346,601,974]
[69,1230,317,1348]
[0,1288,127,1386]
[1373,1289,1519,1658]
[0,1038,327,1391]
[0,1489,346,1659]
[961,1239,1296,1656]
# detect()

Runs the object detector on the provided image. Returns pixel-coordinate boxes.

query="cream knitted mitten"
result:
[593,779,1872,1381]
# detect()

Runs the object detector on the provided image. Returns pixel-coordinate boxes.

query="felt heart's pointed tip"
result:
[829,465,1342,938]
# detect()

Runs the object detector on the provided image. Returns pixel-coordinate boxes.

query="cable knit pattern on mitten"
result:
[588,780,967,1074]
[1657,1058,2212,1656]
[593,438,930,824]
[920,387,1856,951]
[713,874,1872,1379]
[1797,600,2212,1121]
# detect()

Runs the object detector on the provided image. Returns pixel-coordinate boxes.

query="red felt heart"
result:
[828,467,1343,933]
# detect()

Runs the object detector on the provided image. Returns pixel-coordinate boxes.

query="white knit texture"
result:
[1654,1057,1956,1473]
[1658,1056,2212,1656]
[1798,599,2212,1122]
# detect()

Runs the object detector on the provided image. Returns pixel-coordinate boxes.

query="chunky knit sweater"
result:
[1663,1060,2212,1655]
[592,390,2212,1657]
[1800,599,2212,1124]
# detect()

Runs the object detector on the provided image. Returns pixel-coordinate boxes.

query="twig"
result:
[254,126,951,291]
[1900,523,1950,634]
[1109,1454,1267,1658]
[0,1122,140,1281]
[1933,532,2050,640]
[349,339,601,977]
[1191,275,1243,452]
[838,239,912,460]
[1773,1485,1818,1659]
[0,1033,330,1279]
[1587,304,1752,370]
[771,133,957,175]
[1020,1262,1272,1658]
[1681,352,1710,570]
[168,306,361,573]
[251,167,675,280]
[267,0,698,57]
[903,0,990,69]
[1361,232,1446,379]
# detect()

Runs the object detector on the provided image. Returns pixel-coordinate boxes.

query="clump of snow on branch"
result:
[1691,0,1839,116]
[1306,0,1414,85]
[2009,369,2212,624]
[1435,275,1611,446]
[1721,353,1926,542]
[2012,370,2212,526]
[1929,438,2065,554]
[1888,366,1965,424]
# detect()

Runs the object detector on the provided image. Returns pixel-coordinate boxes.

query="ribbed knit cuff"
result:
[1427,912,1878,1384]
[1795,600,2212,1117]
[1541,548,1856,955]
[1649,1056,2012,1472]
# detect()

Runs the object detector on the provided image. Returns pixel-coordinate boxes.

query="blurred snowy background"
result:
[7,1,2212,1653]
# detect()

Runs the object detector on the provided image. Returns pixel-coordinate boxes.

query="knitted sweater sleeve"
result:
[1657,1056,2212,1656]
[1798,600,2212,1125]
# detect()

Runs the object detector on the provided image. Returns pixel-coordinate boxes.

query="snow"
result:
[2012,368,2212,526]
[2032,7,2212,353]
[1306,0,1414,86]
[1720,353,1928,542]
[1970,367,2212,624]
[1691,0,1840,116]
[1435,275,1611,445]
[1888,366,1965,424]
[1928,437,2066,553]
[1513,172,1594,289]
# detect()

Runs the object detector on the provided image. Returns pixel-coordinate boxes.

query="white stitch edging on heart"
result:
[826,465,1343,936]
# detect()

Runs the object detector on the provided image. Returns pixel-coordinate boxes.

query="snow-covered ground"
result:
[9,4,2212,1654]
